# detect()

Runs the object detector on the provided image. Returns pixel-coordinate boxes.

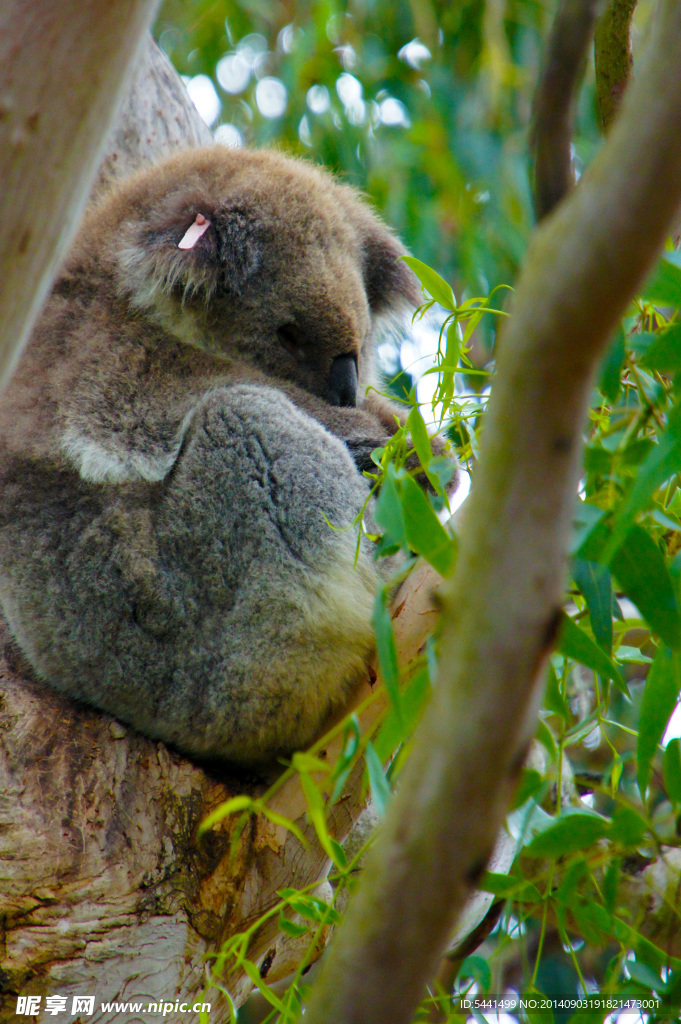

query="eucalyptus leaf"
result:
[365,741,392,817]
[663,738,681,803]
[400,474,458,577]
[571,558,613,654]
[524,809,610,858]
[610,525,681,651]
[639,323,681,375]
[558,613,626,693]
[604,402,681,558]
[401,255,456,310]
[642,251,681,307]
[372,587,402,726]
[637,646,681,797]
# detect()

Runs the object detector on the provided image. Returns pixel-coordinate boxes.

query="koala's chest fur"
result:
[0,146,421,764]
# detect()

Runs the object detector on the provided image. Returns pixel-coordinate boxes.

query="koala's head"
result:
[87,147,420,407]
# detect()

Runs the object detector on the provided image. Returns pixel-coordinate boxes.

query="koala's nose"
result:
[327,353,358,408]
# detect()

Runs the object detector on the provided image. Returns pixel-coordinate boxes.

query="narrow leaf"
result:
[639,323,681,375]
[480,872,541,902]
[401,256,456,310]
[598,325,625,402]
[610,525,681,650]
[365,741,392,817]
[572,558,613,654]
[605,402,681,557]
[199,795,254,834]
[558,613,626,692]
[663,737,681,802]
[406,405,438,492]
[642,250,681,307]
[372,587,402,725]
[637,646,681,796]
[457,955,492,993]
[400,475,457,576]
[373,466,407,553]
[524,810,610,858]
[300,772,336,863]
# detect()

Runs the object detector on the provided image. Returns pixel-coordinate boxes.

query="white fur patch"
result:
[62,409,194,484]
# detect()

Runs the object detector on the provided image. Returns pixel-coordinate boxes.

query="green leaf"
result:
[281,892,340,924]
[457,955,491,993]
[544,663,570,720]
[260,806,308,847]
[642,251,681,307]
[525,987,554,1024]
[558,613,626,693]
[625,958,664,991]
[570,500,607,557]
[372,586,402,726]
[329,838,347,868]
[402,256,456,310]
[373,467,407,553]
[198,795,254,834]
[615,645,652,664]
[524,809,610,858]
[406,405,438,492]
[637,646,681,796]
[278,912,309,938]
[603,858,620,912]
[604,402,681,558]
[427,455,457,493]
[374,666,430,762]
[300,772,337,863]
[608,806,648,845]
[663,737,681,802]
[400,474,457,577]
[639,323,681,376]
[480,871,541,902]
[610,525,681,650]
[572,558,613,654]
[240,959,288,1014]
[571,900,612,944]
[599,325,626,403]
[365,741,392,817]
[511,768,544,810]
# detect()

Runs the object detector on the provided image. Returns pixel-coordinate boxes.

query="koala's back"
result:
[0,147,416,763]
[0,384,380,762]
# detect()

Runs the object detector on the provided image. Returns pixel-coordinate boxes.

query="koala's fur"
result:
[0,147,431,764]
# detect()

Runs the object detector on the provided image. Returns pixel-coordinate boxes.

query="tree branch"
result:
[595,0,638,133]
[303,3,681,1021]
[0,0,161,393]
[531,0,602,220]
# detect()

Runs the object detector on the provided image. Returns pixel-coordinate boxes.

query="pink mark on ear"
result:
[178,213,211,250]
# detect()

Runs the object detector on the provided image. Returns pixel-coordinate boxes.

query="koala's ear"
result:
[118,195,261,303]
[362,225,422,313]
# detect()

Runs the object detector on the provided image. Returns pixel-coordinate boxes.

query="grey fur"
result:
[0,147,445,764]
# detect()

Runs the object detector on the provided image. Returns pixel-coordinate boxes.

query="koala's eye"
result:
[277,323,305,360]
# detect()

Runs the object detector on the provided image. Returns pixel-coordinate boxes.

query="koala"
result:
[0,147,446,764]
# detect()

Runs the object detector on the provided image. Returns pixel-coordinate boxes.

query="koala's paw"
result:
[344,436,388,475]
[406,431,459,496]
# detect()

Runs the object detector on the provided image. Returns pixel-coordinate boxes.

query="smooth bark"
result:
[0,0,161,392]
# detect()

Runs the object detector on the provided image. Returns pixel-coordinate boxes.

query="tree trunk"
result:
[0,41,452,1007]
